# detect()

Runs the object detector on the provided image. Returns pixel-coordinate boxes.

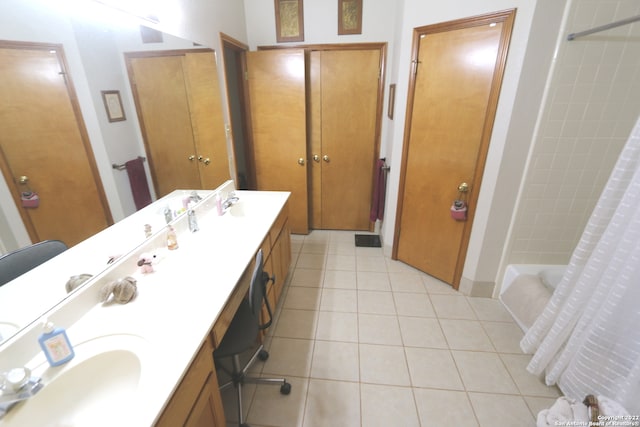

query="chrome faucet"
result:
[222,191,239,210]
[0,367,43,418]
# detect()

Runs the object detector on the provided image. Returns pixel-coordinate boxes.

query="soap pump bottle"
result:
[38,321,75,367]
[167,225,179,250]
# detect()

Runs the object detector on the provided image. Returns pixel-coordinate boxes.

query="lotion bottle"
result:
[38,321,75,367]
[167,225,179,250]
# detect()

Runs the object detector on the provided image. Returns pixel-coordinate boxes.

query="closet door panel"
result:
[320,49,380,230]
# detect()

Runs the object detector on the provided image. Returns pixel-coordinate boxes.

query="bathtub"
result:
[499,264,566,332]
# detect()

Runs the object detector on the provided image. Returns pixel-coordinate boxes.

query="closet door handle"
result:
[313,154,320,162]
[298,158,305,166]
[188,155,196,161]
[323,155,330,162]
[202,157,211,165]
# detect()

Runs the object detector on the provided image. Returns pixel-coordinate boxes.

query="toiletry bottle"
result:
[215,193,223,216]
[167,225,179,250]
[163,205,173,224]
[188,209,199,232]
[38,321,75,367]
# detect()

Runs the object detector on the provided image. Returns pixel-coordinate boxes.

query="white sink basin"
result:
[0,322,19,343]
[2,334,148,427]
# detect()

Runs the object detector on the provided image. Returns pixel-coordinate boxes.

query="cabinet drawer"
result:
[211,261,253,348]
[269,202,288,245]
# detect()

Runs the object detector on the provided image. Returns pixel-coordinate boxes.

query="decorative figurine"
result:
[137,252,156,274]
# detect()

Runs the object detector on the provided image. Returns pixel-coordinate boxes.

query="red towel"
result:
[369,159,386,222]
[125,157,152,211]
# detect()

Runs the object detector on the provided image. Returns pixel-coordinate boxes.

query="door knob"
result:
[19,176,29,185]
[313,154,320,162]
[458,182,469,193]
[202,158,211,165]
[323,155,330,162]
[188,155,196,161]
[298,158,305,166]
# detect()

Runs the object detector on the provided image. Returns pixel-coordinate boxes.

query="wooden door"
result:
[246,49,308,234]
[0,43,112,246]
[183,52,229,188]
[310,49,380,230]
[394,11,515,287]
[128,55,201,197]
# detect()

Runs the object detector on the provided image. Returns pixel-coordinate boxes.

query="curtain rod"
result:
[567,14,640,40]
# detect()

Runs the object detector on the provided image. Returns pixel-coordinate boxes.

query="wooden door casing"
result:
[393,10,516,287]
[0,42,112,246]
[246,49,308,234]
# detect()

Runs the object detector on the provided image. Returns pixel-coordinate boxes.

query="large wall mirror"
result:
[0,0,231,345]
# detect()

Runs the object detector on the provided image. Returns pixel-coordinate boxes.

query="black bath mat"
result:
[355,234,381,248]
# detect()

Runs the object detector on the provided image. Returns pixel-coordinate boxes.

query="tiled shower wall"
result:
[507,0,640,264]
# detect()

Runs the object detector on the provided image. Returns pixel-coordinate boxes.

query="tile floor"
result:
[219,230,560,427]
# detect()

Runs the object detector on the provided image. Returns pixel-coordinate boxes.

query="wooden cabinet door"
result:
[0,44,112,246]
[129,55,201,197]
[309,49,381,230]
[184,374,224,427]
[246,50,308,234]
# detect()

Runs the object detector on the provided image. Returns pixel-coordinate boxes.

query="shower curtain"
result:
[521,115,640,414]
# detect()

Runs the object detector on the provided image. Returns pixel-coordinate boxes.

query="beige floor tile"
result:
[523,396,558,419]
[273,309,317,339]
[326,254,356,271]
[329,230,357,242]
[398,316,448,349]
[430,294,477,320]
[303,379,360,427]
[468,392,536,427]
[482,321,525,353]
[246,376,308,427]
[296,253,326,270]
[356,255,388,272]
[358,313,403,345]
[440,319,495,351]
[393,292,436,317]
[355,246,385,257]
[284,286,322,311]
[468,297,515,322]
[315,311,358,342]
[359,343,411,386]
[413,388,479,427]
[423,274,458,294]
[500,354,561,397]
[304,230,331,242]
[361,383,419,427]
[261,337,313,377]
[322,269,357,289]
[356,271,391,291]
[389,271,427,293]
[310,340,360,381]
[357,290,397,315]
[404,347,464,390]
[328,241,356,255]
[452,351,519,394]
[220,381,256,424]
[290,268,324,288]
[300,241,329,254]
[320,288,358,312]
[385,258,419,273]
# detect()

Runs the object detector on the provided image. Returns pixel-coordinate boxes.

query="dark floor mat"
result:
[355,234,381,248]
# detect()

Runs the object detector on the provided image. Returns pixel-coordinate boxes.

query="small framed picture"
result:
[101,90,126,122]
[338,0,362,35]
[274,0,304,43]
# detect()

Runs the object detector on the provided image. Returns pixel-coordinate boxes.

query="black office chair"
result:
[0,240,68,287]
[214,249,291,427]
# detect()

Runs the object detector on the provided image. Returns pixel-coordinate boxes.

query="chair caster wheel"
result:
[280,381,292,395]
[258,349,269,361]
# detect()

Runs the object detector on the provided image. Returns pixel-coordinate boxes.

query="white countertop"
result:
[0,184,290,426]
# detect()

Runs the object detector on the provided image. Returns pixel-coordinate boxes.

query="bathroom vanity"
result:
[0,181,291,426]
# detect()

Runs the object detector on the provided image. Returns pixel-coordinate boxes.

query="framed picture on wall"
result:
[101,90,126,122]
[338,0,362,35]
[274,0,304,42]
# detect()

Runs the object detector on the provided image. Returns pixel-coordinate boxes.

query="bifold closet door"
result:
[246,49,308,234]
[310,49,380,230]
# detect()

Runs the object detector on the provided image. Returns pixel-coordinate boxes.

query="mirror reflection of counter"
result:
[0,189,212,345]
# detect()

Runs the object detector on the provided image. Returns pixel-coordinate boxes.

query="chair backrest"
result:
[0,240,68,286]
[248,249,274,329]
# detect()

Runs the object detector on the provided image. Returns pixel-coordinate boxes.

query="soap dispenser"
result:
[38,321,75,367]
[166,225,179,250]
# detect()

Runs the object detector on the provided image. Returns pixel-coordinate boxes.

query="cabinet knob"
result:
[322,155,330,162]
[202,158,211,165]
[313,154,320,162]
[298,158,305,166]
[188,155,196,161]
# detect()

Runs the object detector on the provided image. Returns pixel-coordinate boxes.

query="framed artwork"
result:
[101,90,126,122]
[274,0,304,43]
[338,0,362,35]
[387,84,396,119]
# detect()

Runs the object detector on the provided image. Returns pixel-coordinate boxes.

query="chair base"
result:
[216,344,291,427]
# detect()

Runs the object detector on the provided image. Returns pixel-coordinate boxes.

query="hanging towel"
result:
[125,157,152,211]
[369,159,386,222]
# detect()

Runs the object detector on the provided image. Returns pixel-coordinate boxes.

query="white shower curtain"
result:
[521,115,640,414]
